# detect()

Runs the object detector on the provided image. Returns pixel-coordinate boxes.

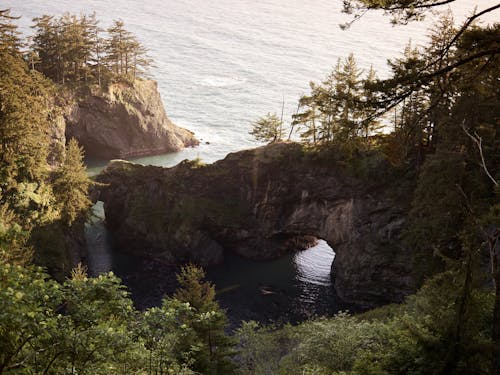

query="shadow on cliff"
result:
[94,142,416,310]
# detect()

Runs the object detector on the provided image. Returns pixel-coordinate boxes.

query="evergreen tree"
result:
[292,82,320,144]
[106,19,150,78]
[31,15,64,83]
[171,265,236,374]
[0,205,32,266]
[336,53,364,139]
[51,138,92,226]
[0,9,23,55]
[294,54,378,145]
[174,264,217,312]
[31,14,150,86]
[249,112,283,144]
[0,51,54,228]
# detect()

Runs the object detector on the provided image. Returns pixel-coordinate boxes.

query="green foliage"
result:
[0,204,32,265]
[0,5,498,375]
[172,264,237,374]
[52,138,92,226]
[0,262,238,374]
[106,19,151,79]
[405,151,467,280]
[236,321,296,375]
[280,313,379,374]
[0,51,54,227]
[174,264,217,312]
[31,13,150,86]
[353,271,494,375]
[0,263,144,374]
[0,263,62,374]
[0,9,23,55]
[292,54,380,146]
[249,112,283,144]
[0,49,65,268]
[236,271,494,375]
[0,48,94,273]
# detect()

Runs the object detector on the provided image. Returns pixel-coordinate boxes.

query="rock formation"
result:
[96,142,415,309]
[65,79,198,159]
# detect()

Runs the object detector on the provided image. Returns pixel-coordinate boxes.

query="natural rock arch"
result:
[96,142,414,309]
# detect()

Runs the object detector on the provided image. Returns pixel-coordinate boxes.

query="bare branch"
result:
[461,121,499,187]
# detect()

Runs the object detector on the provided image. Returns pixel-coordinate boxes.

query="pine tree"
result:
[31,15,63,82]
[249,112,283,144]
[292,82,320,144]
[0,51,54,227]
[52,139,92,226]
[359,65,381,140]
[295,54,378,145]
[0,9,23,55]
[335,53,363,139]
[106,19,150,78]
[172,265,236,374]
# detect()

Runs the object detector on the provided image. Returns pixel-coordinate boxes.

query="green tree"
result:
[32,13,98,85]
[52,138,92,226]
[294,54,379,146]
[0,205,32,266]
[0,51,55,229]
[345,6,500,372]
[0,264,62,374]
[106,19,150,78]
[0,9,23,55]
[292,83,320,144]
[140,299,199,374]
[171,264,236,374]
[249,112,283,144]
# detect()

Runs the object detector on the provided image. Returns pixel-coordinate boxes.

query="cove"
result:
[85,201,337,327]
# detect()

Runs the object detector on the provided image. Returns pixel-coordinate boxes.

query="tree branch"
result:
[379,0,457,11]
[461,122,499,187]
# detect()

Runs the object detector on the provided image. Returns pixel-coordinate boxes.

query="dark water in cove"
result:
[86,203,337,327]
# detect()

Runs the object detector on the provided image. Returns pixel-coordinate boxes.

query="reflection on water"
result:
[206,240,337,326]
[295,240,334,286]
[85,202,112,276]
[294,240,335,308]
[85,202,338,327]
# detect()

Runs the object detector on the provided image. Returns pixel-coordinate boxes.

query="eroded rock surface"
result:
[65,80,198,158]
[96,142,415,309]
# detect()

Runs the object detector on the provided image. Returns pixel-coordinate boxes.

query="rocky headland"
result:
[96,142,416,309]
[63,79,198,159]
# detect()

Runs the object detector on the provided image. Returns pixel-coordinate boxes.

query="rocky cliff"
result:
[65,80,198,159]
[96,142,415,309]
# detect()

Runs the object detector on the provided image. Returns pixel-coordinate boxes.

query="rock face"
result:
[65,80,198,159]
[96,142,415,309]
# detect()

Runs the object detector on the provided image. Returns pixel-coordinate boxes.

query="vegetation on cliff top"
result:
[30,12,151,87]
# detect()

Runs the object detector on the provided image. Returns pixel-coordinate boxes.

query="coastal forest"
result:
[0,0,499,374]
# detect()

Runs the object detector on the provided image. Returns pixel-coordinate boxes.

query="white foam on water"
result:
[199,75,248,88]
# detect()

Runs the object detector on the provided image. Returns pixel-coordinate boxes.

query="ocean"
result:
[5,0,496,166]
